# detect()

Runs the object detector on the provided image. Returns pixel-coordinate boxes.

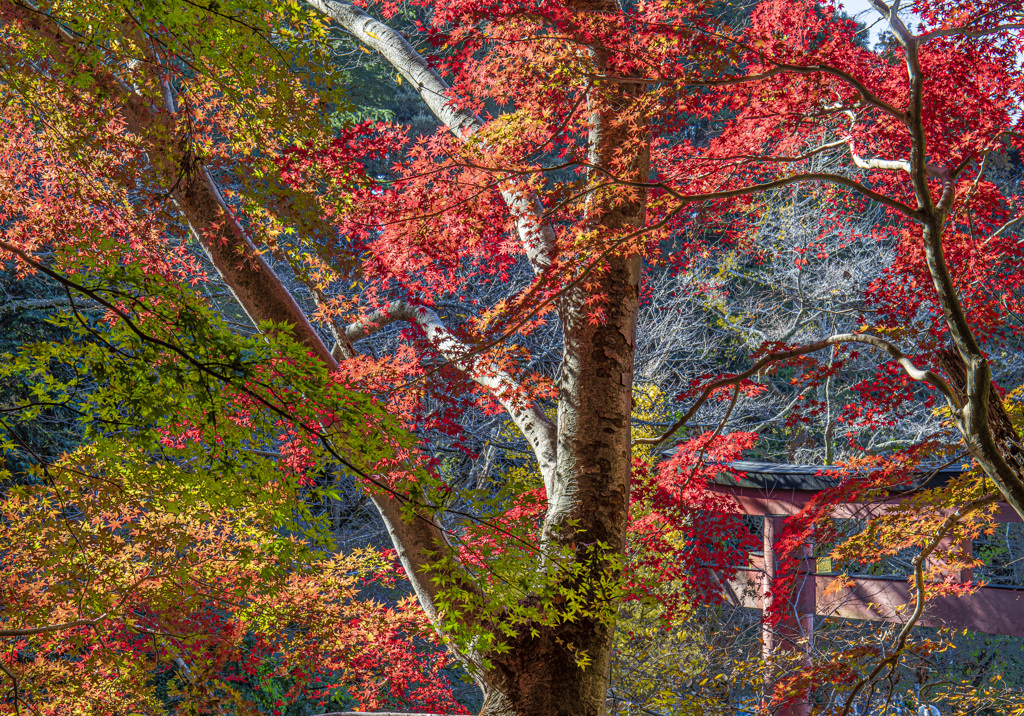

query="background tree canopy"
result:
[2,0,1024,714]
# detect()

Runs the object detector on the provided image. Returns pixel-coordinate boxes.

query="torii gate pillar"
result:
[761,515,814,716]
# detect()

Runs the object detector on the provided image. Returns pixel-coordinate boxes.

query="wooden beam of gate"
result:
[719,567,1024,638]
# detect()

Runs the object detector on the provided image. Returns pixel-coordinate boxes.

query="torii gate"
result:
[706,461,1024,716]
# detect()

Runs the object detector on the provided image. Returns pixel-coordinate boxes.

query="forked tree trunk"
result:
[15,1,648,712]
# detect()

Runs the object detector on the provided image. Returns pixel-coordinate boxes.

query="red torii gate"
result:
[706,461,1024,716]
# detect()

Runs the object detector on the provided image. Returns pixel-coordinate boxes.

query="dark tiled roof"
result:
[713,460,968,493]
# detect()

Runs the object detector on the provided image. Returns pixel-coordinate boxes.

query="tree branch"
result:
[4,0,336,365]
[341,301,557,490]
[0,615,107,637]
[635,332,957,447]
[309,0,557,274]
[692,62,906,125]
[917,22,1024,43]
[0,244,488,665]
[839,491,1000,716]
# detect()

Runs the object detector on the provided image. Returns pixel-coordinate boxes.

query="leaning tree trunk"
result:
[937,346,1024,478]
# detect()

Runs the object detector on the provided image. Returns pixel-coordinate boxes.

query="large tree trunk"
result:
[185,7,643,710]
[474,258,641,716]
[476,614,621,716]
[475,7,648,712]
[471,243,640,716]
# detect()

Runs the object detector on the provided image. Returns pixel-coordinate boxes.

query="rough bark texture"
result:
[936,346,1024,512]
[469,248,641,716]
[937,347,1024,465]
[474,5,648,712]
[475,264,640,716]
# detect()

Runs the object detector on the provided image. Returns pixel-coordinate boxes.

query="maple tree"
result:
[0,257,467,715]
[1,456,464,716]
[3,0,1024,713]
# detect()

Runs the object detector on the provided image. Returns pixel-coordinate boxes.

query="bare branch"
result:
[661,172,922,221]
[986,215,1024,244]
[635,332,957,447]
[868,0,919,49]
[850,153,911,173]
[341,301,412,344]
[918,22,1024,43]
